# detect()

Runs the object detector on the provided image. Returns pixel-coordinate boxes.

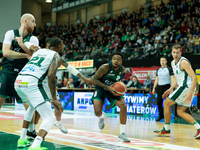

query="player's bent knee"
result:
[39,116,54,132]
[94,110,102,117]
[24,106,35,122]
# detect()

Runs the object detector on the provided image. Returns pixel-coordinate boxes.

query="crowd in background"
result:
[35,0,200,64]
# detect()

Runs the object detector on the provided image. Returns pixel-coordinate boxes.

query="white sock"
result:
[20,128,28,140]
[164,123,170,130]
[120,124,126,134]
[193,121,200,129]
[31,136,43,148]
[55,121,61,125]
[28,123,34,132]
[33,124,37,131]
[99,112,105,119]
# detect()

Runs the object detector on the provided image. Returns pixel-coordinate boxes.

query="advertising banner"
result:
[131,66,160,84]
[74,92,94,112]
[115,93,159,116]
[58,60,93,70]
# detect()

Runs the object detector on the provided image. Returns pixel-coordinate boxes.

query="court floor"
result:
[0,105,200,150]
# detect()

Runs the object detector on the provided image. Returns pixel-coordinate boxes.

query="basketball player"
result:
[0,13,40,137]
[31,39,68,134]
[91,52,130,142]
[15,37,92,149]
[154,44,200,139]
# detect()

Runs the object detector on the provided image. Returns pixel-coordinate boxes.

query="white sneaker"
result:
[118,133,130,142]
[98,112,105,130]
[54,121,68,134]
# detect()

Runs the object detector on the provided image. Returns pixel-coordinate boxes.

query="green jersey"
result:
[96,62,123,89]
[2,29,33,74]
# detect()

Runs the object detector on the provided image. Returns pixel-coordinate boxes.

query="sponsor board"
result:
[58,60,93,69]
[116,93,158,116]
[74,92,94,112]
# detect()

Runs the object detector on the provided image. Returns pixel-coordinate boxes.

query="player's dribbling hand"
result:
[107,85,118,96]
[51,100,63,112]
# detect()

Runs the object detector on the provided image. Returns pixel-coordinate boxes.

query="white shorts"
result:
[168,86,195,107]
[14,75,59,108]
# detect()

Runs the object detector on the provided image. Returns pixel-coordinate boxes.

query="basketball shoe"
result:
[17,138,30,148]
[118,133,130,142]
[98,112,105,130]
[194,129,200,139]
[27,130,37,140]
[28,146,47,150]
[153,127,170,135]
[54,121,68,134]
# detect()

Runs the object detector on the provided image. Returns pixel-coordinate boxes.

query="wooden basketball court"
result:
[0,105,200,150]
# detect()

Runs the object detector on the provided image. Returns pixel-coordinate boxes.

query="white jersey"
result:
[19,48,57,81]
[172,56,192,87]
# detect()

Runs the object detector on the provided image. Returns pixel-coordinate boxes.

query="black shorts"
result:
[91,88,123,107]
[0,71,22,103]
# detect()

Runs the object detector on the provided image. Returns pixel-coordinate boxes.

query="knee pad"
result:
[36,102,55,132]
[24,106,35,122]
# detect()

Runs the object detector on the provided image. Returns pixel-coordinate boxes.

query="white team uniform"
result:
[15,48,59,108]
[168,57,194,107]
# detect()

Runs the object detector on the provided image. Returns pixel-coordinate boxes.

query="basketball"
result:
[112,82,127,96]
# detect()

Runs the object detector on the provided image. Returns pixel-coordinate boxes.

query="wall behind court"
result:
[0,0,22,42]
[22,0,42,27]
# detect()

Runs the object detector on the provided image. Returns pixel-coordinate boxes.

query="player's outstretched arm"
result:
[61,57,93,85]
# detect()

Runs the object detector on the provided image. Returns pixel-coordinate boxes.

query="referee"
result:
[152,56,174,121]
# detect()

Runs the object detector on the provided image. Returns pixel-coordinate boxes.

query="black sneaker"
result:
[27,130,37,140]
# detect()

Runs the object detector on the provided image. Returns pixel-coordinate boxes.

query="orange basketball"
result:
[112,82,127,96]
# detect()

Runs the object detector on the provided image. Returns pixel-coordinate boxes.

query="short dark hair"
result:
[49,37,62,48]
[112,52,124,61]
[160,56,167,61]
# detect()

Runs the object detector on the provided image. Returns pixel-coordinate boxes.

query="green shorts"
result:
[0,71,22,103]
[91,88,124,107]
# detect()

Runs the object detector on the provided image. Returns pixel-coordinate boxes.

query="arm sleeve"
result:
[3,30,14,45]
[29,36,39,46]
[168,66,174,76]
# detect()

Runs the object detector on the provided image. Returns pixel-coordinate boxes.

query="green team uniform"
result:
[91,62,124,107]
[0,29,33,103]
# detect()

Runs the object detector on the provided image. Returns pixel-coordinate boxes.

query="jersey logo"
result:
[119,72,121,75]
[110,71,113,73]
[176,70,178,74]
